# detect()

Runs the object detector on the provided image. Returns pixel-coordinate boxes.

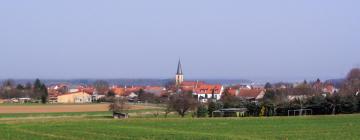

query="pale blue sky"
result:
[0,0,359,81]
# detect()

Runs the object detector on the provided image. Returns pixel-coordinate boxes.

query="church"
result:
[175,60,224,103]
[175,59,184,86]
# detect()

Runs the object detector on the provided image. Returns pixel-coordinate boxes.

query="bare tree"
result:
[2,79,15,91]
[93,80,109,95]
[109,97,130,113]
[164,99,173,118]
[342,68,360,95]
[346,68,360,81]
[168,93,197,117]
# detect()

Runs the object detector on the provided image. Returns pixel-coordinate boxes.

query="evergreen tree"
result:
[196,104,208,118]
[264,82,272,89]
[33,79,48,103]
[40,84,48,104]
[34,79,42,91]
[208,101,223,117]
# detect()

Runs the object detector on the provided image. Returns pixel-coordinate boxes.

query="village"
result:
[1,60,358,118]
[1,0,360,139]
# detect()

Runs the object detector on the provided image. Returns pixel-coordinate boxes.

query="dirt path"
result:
[0,104,158,113]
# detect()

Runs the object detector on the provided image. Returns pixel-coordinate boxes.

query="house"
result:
[18,98,32,103]
[57,91,92,103]
[111,87,126,96]
[226,88,238,96]
[48,96,58,103]
[48,90,61,103]
[49,83,70,94]
[179,81,205,92]
[237,89,265,101]
[193,84,224,102]
[144,86,166,96]
[322,84,338,95]
[127,92,138,99]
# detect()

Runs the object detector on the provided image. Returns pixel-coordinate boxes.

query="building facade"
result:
[57,91,92,103]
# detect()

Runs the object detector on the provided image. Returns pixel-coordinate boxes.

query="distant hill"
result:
[2,78,252,86]
[189,79,253,85]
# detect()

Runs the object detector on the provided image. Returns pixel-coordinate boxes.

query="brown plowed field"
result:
[0,104,156,113]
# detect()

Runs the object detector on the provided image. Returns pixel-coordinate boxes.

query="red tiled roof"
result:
[112,87,126,96]
[145,86,165,91]
[81,88,94,95]
[323,85,335,93]
[181,86,195,92]
[227,88,238,96]
[237,89,264,99]
[195,84,222,94]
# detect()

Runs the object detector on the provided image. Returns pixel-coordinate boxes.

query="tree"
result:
[40,84,48,104]
[25,82,32,90]
[16,84,25,90]
[326,94,341,115]
[109,97,129,113]
[264,82,272,89]
[208,101,223,117]
[168,93,197,117]
[305,95,330,115]
[107,90,116,97]
[33,79,48,103]
[341,68,360,95]
[34,79,42,91]
[220,93,243,108]
[346,68,360,81]
[196,104,208,118]
[245,102,260,116]
[339,95,357,114]
[138,92,161,104]
[164,99,173,118]
[93,80,109,95]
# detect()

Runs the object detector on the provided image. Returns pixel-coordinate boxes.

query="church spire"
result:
[176,59,184,86]
[177,59,183,75]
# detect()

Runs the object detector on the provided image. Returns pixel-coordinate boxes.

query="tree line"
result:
[0,79,48,103]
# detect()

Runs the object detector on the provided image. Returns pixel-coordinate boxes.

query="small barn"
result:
[113,112,129,119]
[213,108,248,117]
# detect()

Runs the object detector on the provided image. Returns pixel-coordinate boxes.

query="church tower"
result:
[176,59,184,86]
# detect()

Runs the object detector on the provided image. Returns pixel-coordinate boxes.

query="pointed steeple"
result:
[176,59,183,75]
[175,59,184,86]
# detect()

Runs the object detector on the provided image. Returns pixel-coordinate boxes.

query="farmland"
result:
[0,110,359,140]
[0,103,160,113]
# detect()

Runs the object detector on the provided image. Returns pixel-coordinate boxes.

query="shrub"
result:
[196,104,208,118]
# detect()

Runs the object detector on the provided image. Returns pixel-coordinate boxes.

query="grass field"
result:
[1,112,359,140]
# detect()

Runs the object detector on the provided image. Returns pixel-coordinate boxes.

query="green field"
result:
[0,113,359,140]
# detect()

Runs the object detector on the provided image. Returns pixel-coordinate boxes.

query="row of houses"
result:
[41,60,340,104]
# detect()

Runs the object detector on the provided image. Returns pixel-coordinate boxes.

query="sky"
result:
[0,0,359,82]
